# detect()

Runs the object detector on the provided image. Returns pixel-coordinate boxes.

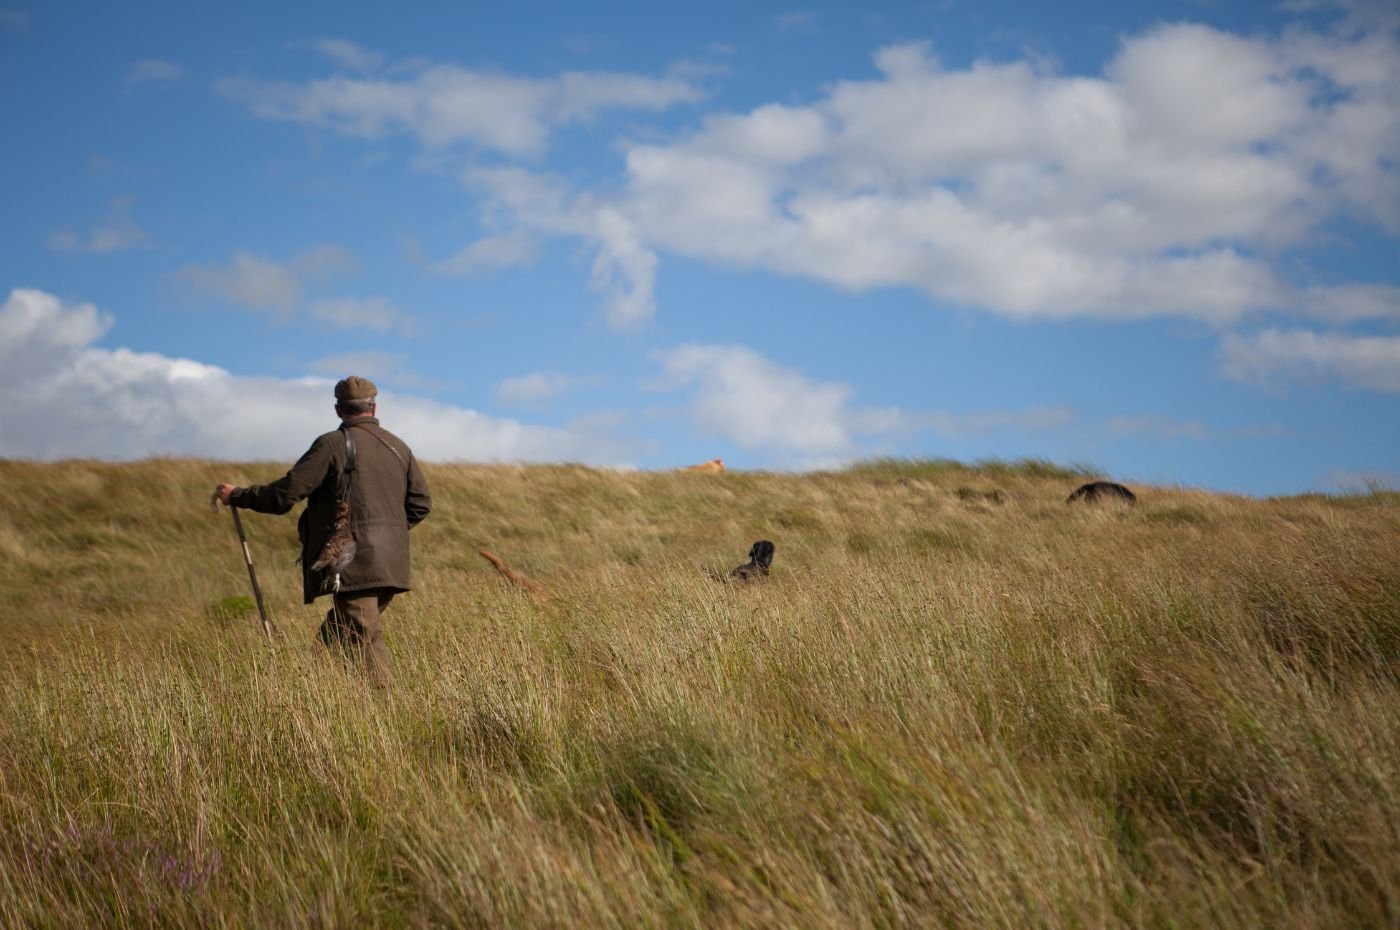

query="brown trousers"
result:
[319,588,396,687]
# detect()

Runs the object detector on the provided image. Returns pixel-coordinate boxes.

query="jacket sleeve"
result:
[405,455,431,528]
[232,435,336,515]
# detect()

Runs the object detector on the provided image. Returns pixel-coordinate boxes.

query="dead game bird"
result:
[311,498,357,591]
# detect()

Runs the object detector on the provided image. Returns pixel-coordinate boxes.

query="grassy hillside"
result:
[1,458,1397,928]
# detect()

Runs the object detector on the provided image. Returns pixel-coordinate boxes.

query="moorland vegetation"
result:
[1,458,1397,927]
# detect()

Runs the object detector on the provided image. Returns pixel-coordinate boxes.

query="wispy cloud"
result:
[47,198,147,254]
[774,10,821,32]
[220,48,706,156]
[1104,414,1209,440]
[431,231,538,276]
[914,406,1078,436]
[311,37,383,73]
[495,371,598,406]
[1221,329,1400,392]
[306,351,448,391]
[178,245,358,317]
[126,59,186,88]
[308,296,414,334]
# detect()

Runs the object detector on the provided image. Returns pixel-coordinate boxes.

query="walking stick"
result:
[212,491,274,639]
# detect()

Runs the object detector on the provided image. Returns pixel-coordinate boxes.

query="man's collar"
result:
[341,415,380,428]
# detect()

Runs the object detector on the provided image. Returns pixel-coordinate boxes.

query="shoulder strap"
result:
[350,423,410,475]
[337,426,358,497]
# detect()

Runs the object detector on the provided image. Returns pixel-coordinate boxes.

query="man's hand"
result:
[215,483,238,506]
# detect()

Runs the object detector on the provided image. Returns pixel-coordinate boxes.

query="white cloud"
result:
[432,231,538,276]
[308,296,412,334]
[178,246,357,316]
[126,59,185,87]
[1301,284,1400,324]
[1220,328,1400,392]
[589,208,658,328]
[460,168,661,327]
[0,288,641,464]
[223,20,1397,331]
[466,21,1398,326]
[655,344,889,456]
[48,198,147,254]
[312,38,383,73]
[220,53,705,156]
[653,343,1072,460]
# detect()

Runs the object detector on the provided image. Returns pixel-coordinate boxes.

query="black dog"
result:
[730,540,775,581]
[1066,481,1137,506]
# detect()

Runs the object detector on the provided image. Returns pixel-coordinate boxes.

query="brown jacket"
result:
[232,416,431,603]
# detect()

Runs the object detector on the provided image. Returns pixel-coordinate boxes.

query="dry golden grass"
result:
[0,457,1397,927]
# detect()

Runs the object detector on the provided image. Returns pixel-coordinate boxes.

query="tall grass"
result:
[0,459,1397,927]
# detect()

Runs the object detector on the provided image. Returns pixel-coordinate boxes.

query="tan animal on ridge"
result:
[682,457,725,472]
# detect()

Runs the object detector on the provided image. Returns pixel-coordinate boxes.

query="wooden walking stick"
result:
[212,491,274,639]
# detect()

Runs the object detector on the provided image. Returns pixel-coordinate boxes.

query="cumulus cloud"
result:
[653,343,1072,461]
[1220,328,1400,392]
[463,19,1399,326]
[655,344,885,456]
[219,52,705,156]
[220,18,1397,333]
[178,245,357,316]
[0,288,641,463]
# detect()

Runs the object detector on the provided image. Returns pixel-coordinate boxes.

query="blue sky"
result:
[1,0,1397,495]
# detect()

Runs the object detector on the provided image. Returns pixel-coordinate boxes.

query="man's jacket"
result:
[232,416,431,603]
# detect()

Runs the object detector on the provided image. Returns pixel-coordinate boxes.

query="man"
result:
[215,376,431,686]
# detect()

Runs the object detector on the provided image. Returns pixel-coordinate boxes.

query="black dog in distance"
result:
[1066,481,1137,506]
[731,540,775,581]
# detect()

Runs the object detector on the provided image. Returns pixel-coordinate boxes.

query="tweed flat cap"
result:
[334,376,378,402]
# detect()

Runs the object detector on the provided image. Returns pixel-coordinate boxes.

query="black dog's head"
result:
[728,539,776,581]
[748,540,775,570]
